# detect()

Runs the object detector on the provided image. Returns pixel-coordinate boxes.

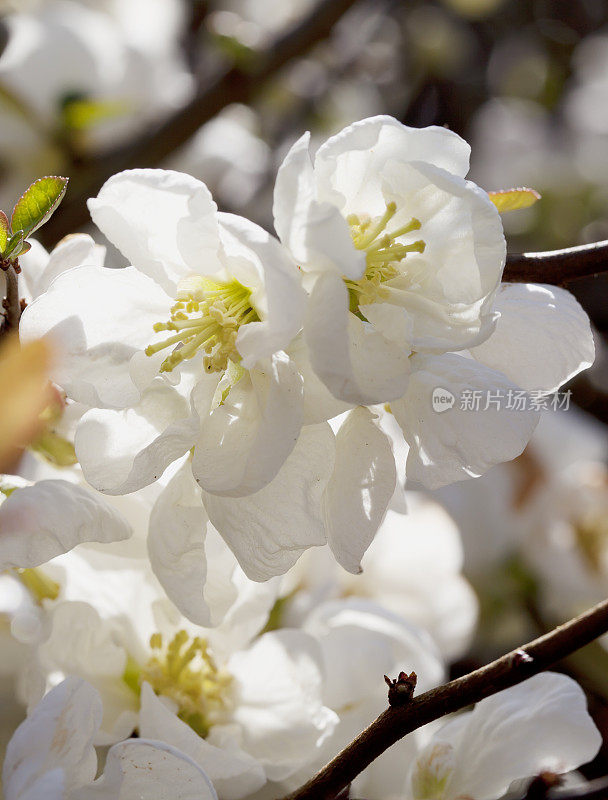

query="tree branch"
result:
[280,597,608,800]
[503,240,608,285]
[1,262,21,336]
[38,0,360,247]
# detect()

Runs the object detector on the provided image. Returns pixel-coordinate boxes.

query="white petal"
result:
[471,283,595,393]
[272,132,365,279]
[287,333,353,425]
[392,353,539,489]
[19,265,173,408]
[226,630,338,782]
[88,169,220,294]
[192,353,303,497]
[74,738,218,800]
[305,271,411,404]
[305,598,444,710]
[439,673,602,800]
[139,684,263,800]
[26,234,106,301]
[325,408,396,573]
[0,480,131,570]
[202,424,335,581]
[75,386,198,495]
[148,462,213,626]
[314,116,471,216]
[3,677,100,800]
[218,213,305,366]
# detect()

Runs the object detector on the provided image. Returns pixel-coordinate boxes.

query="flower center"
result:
[345,201,425,312]
[145,276,259,374]
[139,630,233,738]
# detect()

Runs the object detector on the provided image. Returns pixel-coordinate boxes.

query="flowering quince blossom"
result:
[20,169,399,585]
[273,115,595,487]
[16,547,337,800]
[407,672,601,800]
[3,677,218,800]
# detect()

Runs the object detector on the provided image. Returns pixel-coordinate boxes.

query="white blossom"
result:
[273,115,594,487]
[3,677,218,800]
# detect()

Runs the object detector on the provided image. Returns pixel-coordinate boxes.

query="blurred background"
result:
[2,0,608,789]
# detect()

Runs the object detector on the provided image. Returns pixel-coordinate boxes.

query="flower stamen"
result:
[140,630,233,739]
[146,276,259,374]
[346,202,426,311]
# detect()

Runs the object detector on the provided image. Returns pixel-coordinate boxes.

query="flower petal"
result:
[76,738,219,800]
[192,353,303,497]
[88,169,220,294]
[0,480,131,570]
[139,683,263,800]
[314,116,471,216]
[202,424,335,581]
[3,677,100,799]
[24,234,106,302]
[218,213,305,366]
[273,132,365,279]
[225,630,338,782]
[392,353,539,489]
[19,265,173,408]
[148,461,213,627]
[325,408,396,573]
[75,385,198,495]
[471,283,595,393]
[305,271,411,405]
[438,673,601,800]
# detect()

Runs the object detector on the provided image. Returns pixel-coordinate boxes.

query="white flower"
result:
[3,676,218,800]
[21,168,307,501]
[281,491,478,662]
[273,115,594,487]
[408,672,601,800]
[18,559,337,799]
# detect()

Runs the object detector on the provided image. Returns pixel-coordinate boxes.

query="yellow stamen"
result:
[146,276,259,374]
[346,202,426,312]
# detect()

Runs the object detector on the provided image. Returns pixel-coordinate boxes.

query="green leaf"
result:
[0,211,9,255]
[4,230,23,259]
[11,176,68,239]
[16,241,31,256]
[489,187,541,213]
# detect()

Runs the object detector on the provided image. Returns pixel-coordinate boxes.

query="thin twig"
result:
[1,262,21,335]
[39,0,360,246]
[503,241,608,285]
[280,597,608,800]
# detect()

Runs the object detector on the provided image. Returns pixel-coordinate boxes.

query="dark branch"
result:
[280,597,608,800]
[504,240,608,285]
[1,262,21,336]
[39,0,360,247]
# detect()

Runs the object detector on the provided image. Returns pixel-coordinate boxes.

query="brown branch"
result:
[504,240,608,285]
[1,262,21,336]
[280,597,608,800]
[38,0,360,247]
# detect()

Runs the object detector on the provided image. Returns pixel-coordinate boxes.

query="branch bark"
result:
[280,597,608,800]
[39,0,360,247]
[503,240,608,285]
[1,262,21,336]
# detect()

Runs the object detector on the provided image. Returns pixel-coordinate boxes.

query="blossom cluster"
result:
[0,115,600,799]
